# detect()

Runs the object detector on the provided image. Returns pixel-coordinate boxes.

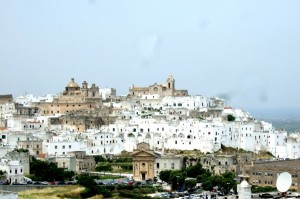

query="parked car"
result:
[127,180,135,186]
[56,181,65,185]
[40,181,48,185]
[66,181,77,185]
[48,181,56,185]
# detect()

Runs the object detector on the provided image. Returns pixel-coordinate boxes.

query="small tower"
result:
[237,174,252,199]
[166,74,175,90]
[81,81,88,96]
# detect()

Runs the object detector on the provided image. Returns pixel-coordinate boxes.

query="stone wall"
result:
[0,185,59,193]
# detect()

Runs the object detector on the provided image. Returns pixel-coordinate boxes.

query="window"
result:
[171,163,175,169]
[156,163,160,169]
[55,146,57,149]
[69,145,71,149]
[62,145,65,149]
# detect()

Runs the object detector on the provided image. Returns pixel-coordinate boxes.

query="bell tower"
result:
[166,74,175,90]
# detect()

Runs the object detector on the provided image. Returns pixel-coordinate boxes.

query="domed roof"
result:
[67,78,79,88]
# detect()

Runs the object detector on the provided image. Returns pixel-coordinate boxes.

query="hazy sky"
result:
[1,1,300,118]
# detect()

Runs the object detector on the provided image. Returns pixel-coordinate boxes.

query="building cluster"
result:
[0,75,300,189]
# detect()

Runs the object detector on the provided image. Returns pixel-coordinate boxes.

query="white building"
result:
[99,88,116,100]
[82,131,124,155]
[15,94,54,107]
[43,140,88,156]
[154,155,183,176]
[0,159,24,184]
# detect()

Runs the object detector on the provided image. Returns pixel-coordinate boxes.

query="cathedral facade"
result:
[36,78,103,116]
[128,75,188,98]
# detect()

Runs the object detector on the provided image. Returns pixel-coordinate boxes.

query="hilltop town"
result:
[1,75,300,194]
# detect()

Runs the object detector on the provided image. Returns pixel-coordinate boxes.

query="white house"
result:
[0,159,24,184]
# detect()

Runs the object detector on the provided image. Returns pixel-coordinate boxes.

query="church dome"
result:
[67,78,79,88]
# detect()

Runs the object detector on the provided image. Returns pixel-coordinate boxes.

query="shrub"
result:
[155,186,163,192]
[227,114,235,121]
[119,190,136,198]
[136,187,156,194]
[80,188,95,198]
[252,185,277,193]
[103,185,116,191]
[117,185,134,190]
[99,188,112,198]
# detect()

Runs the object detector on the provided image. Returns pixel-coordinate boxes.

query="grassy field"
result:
[18,185,104,199]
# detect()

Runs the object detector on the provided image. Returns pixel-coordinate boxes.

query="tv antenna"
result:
[276,172,292,197]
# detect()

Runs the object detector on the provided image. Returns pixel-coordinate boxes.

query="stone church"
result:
[34,78,110,132]
[36,78,103,116]
[132,142,183,181]
[128,75,188,98]
[132,142,160,181]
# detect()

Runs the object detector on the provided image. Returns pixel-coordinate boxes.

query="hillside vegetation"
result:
[18,185,103,199]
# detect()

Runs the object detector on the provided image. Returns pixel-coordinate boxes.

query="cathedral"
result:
[36,78,102,116]
[128,75,188,98]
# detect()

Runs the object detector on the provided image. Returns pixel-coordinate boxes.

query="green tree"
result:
[185,179,197,189]
[186,162,207,178]
[115,157,133,163]
[61,170,75,181]
[0,170,5,176]
[159,170,172,183]
[30,157,74,181]
[219,172,237,194]
[227,114,235,122]
[169,170,187,191]
[95,164,113,172]
[201,172,237,194]
[201,175,215,191]
[77,174,101,198]
[77,174,97,188]
[94,155,106,164]
[197,172,212,183]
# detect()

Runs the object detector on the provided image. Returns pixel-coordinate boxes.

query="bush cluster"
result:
[118,189,157,199]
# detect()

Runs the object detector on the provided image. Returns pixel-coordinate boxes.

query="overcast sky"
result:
[1,1,300,118]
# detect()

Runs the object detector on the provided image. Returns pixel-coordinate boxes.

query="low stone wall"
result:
[0,191,18,199]
[0,185,58,193]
